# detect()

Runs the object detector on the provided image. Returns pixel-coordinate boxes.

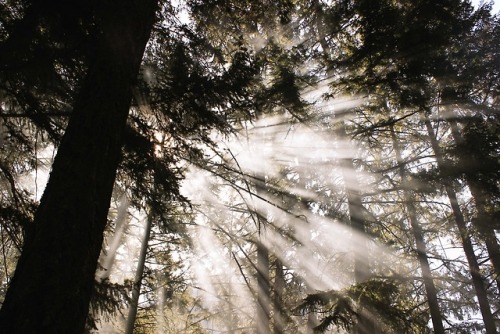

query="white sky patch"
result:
[471,0,500,13]
[170,0,191,25]
[17,144,56,201]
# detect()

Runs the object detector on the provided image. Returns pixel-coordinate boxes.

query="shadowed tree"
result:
[0,1,158,333]
[423,112,498,334]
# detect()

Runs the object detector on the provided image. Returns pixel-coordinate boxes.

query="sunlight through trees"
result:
[0,0,498,333]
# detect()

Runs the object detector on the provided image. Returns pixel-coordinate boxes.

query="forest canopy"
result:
[0,0,499,333]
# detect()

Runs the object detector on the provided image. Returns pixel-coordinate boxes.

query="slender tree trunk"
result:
[97,195,130,282]
[336,121,370,283]
[337,122,374,334]
[313,5,372,333]
[389,124,446,334]
[125,212,153,334]
[226,236,236,334]
[253,157,271,334]
[305,282,320,334]
[312,0,370,284]
[273,258,285,334]
[448,117,500,292]
[314,0,372,286]
[256,240,270,334]
[424,113,498,334]
[0,1,158,333]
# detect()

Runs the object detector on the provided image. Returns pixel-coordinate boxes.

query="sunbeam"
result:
[178,108,406,333]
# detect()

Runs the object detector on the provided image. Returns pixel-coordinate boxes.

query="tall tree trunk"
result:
[253,159,271,334]
[273,258,285,334]
[0,1,158,333]
[448,117,500,292]
[125,213,153,334]
[336,121,370,284]
[389,124,446,334]
[313,4,372,333]
[97,194,130,282]
[305,282,320,334]
[424,113,498,334]
[313,0,370,286]
[337,122,376,334]
[256,240,270,334]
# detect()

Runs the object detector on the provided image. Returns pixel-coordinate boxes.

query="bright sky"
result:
[471,0,500,13]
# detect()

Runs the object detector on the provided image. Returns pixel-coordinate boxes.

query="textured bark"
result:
[0,1,158,333]
[389,124,445,334]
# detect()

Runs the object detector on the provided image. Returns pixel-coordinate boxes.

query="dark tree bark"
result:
[424,114,498,334]
[0,1,158,333]
[448,117,500,292]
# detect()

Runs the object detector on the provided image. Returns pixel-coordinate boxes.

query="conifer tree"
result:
[0,1,158,332]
